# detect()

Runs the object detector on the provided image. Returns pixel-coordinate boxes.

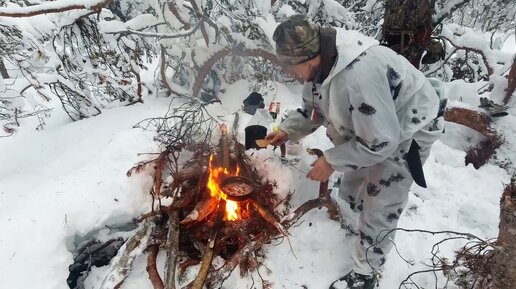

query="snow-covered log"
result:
[99,218,155,289]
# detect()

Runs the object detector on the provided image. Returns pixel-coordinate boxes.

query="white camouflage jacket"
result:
[279,28,441,172]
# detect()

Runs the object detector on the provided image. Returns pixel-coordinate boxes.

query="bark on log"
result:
[492,179,516,289]
[443,107,502,169]
[99,218,154,289]
[164,211,180,289]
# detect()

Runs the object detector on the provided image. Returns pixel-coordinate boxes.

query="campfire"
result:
[144,123,295,289]
[93,123,343,289]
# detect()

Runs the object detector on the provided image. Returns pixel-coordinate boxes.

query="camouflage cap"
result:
[273,15,320,65]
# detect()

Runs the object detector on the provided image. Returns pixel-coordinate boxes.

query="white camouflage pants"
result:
[337,117,445,275]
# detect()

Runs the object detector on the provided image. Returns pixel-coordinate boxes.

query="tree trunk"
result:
[0,58,9,79]
[491,179,516,289]
[503,56,516,105]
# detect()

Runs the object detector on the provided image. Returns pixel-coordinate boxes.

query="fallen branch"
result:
[99,218,154,289]
[253,201,289,237]
[147,245,164,289]
[191,204,225,289]
[207,233,269,289]
[444,107,502,169]
[164,211,180,289]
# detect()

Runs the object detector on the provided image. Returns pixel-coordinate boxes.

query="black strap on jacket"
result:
[406,140,426,188]
[407,99,447,188]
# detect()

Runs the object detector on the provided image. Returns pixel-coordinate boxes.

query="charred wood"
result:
[180,197,218,225]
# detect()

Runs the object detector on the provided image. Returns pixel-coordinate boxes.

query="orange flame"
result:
[207,154,241,221]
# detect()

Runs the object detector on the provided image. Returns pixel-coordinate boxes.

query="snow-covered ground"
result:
[1,74,514,289]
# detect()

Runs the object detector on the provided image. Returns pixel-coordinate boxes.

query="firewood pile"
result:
[96,124,341,289]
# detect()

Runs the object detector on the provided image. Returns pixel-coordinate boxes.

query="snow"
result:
[1,3,515,288]
[0,99,169,289]
[0,0,109,15]
[1,75,512,289]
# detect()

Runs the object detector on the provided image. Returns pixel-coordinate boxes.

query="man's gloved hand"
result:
[265,129,289,146]
[307,156,335,182]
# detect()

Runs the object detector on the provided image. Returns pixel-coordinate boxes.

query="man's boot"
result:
[329,270,377,289]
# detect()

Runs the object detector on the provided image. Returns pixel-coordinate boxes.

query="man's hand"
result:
[265,129,289,146]
[307,156,335,182]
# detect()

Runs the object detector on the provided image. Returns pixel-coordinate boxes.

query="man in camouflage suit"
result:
[266,15,445,289]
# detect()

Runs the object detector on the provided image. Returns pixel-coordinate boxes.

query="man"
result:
[266,15,445,289]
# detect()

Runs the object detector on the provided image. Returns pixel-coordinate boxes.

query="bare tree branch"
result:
[192,46,289,97]
[106,20,206,39]
[146,245,164,289]
[434,0,471,26]
[187,0,210,46]
[0,0,113,18]
[167,2,191,29]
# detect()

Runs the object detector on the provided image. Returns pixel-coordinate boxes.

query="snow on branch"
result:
[105,19,207,39]
[99,218,155,289]
[434,0,471,25]
[439,24,515,78]
[441,35,494,76]
[0,0,113,18]
[192,46,287,97]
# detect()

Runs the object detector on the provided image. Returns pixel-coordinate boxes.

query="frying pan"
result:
[220,176,255,201]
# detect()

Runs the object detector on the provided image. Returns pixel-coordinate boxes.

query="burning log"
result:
[190,204,225,289]
[180,197,218,225]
